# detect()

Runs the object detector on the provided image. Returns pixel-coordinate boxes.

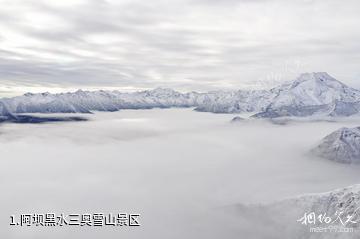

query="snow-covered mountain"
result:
[0,101,16,121]
[272,72,360,107]
[312,127,360,163]
[0,86,273,116]
[196,72,360,116]
[194,89,275,113]
[0,88,199,115]
[236,184,360,239]
[1,72,360,118]
[253,72,360,118]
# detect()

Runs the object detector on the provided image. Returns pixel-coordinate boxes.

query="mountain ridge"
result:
[1,72,360,118]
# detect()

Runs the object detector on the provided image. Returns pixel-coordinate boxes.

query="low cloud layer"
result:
[1,109,360,238]
[0,0,360,96]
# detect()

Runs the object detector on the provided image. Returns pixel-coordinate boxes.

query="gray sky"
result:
[0,0,360,96]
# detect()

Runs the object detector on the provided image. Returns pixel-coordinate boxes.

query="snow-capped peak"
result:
[293,72,336,83]
[290,72,347,91]
[272,72,359,107]
[312,127,360,163]
[251,72,360,118]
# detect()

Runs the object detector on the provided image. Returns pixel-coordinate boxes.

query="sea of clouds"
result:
[1,108,360,238]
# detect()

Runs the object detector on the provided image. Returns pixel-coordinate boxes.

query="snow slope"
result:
[312,127,360,163]
[194,89,275,113]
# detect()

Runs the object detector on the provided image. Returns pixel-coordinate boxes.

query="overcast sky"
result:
[0,0,359,96]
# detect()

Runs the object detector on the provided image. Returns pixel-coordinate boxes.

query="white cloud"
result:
[0,0,359,95]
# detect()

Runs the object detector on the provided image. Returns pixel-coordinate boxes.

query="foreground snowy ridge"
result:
[1,72,360,118]
[270,184,360,223]
[236,184,360,239]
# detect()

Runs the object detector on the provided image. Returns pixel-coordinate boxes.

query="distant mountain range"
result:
[1,72,360,119]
